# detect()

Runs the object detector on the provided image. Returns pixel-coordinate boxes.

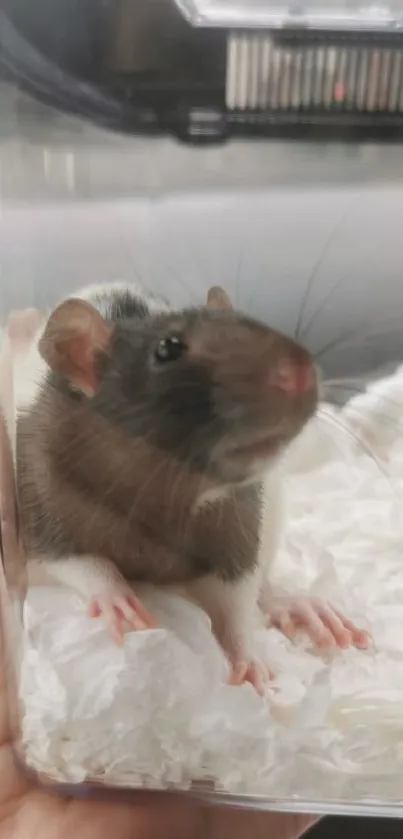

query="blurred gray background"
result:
[1,83,403,377]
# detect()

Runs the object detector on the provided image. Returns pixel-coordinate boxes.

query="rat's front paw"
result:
[265,596,370,651]
[88,583,156,645]
[228,658,273,696]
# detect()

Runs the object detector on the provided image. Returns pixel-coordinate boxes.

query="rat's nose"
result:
[272,357,316,394]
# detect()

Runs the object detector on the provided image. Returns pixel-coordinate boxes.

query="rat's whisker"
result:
[299,272,349,344]
[314,318,403,361]
[317,406,402,501]
[161,258,200,307]
[324,381,403,427]
[294,199,358,341]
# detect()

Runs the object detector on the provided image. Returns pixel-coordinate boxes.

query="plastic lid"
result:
[175,0,403,31]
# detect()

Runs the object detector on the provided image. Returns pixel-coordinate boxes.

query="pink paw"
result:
[229,659,273,696]
[88,584,156,645]
[266,596,370,651]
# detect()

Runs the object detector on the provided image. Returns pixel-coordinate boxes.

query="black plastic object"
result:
[2,0,403,142]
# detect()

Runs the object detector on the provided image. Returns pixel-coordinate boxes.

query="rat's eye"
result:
[154,335,187,363]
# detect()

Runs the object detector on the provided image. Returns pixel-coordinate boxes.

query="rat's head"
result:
[39,287,318,488]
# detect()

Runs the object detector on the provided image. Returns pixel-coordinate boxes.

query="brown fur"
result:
[17,284,317,591]
[18,387,261,584]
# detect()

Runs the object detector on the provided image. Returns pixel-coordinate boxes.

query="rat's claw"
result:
[229,659,273,696]
[266,596,371,651]
[88,586,156,645]
[331,608,371,650]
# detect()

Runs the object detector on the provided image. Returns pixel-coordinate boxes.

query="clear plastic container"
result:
[2,0,403,820]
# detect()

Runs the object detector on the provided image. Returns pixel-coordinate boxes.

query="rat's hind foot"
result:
[88,583,156,645]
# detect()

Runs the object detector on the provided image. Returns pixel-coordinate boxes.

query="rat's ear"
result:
[206,286,233,311]
[38,298,112,396]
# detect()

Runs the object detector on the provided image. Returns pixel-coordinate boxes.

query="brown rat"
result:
[15,282,369,693]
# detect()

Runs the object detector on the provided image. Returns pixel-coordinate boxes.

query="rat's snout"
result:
[270,353,317,395]
[275,359,316,393]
